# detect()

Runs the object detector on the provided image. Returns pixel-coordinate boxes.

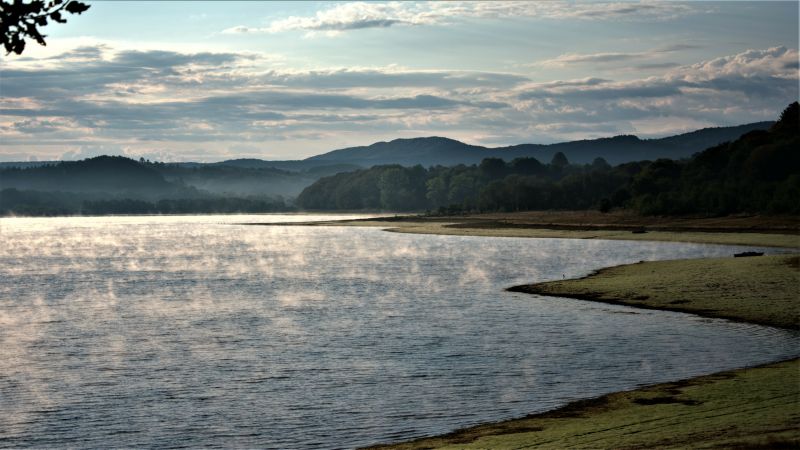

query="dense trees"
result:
[298,103,800,216]
[0,156,292,216]
[296,157,636,212]
[0,187,289,216]
[4,103,797,217]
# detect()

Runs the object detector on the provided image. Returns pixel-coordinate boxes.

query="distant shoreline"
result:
[265,210,799,248]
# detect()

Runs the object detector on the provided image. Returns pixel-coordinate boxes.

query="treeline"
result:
[0,188,290,216]
[0,155,296,216]
[297,102,799,216]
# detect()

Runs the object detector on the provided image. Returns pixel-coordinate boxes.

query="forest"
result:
[0,156,290,215]
[1,103,797,217]
[297,102,799,216]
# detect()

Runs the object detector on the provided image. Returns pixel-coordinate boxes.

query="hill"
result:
[204,121,771,171]
[296,103,798,215]
[0,156,293,216]
[0,156,179,196]
[301,121,772,168]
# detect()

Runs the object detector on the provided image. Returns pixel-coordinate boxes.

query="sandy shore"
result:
[283,211,800,248]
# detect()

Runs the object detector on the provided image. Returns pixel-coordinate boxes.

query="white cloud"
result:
[513,46,798,138]
[1,44,796,160]
[223,1,699,36]
[670,46,798,81]
[223,2,436,35]
[537,44,702,67]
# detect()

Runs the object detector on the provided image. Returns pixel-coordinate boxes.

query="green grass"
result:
[359,230,800,449]
[512,254,800,330]
[366,359,800,450]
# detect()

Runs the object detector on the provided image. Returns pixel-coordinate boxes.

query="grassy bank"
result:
[368,253,799,449]
[354,212,799,449]
[367,358,800,450]
[510,254,800,330]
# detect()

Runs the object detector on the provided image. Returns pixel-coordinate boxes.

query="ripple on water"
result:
[0,215,798,449]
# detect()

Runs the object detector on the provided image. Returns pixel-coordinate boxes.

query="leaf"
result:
[26,23,47,45]
[13,38,26,55]
[50,10,66,23]
[35,16,48,26]
[64,1,90,14]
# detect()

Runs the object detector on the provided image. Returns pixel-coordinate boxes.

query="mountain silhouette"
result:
[300,122,772,168]
[0,156,178,195]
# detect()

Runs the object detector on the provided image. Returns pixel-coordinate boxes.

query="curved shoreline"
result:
[352,215,799,449]
[508,254,800,331]
[365,357,800,449]
[264,212,799,248]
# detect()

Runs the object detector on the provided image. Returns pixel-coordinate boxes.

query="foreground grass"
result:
[355,214,799,449]
[367,358,800,450]
[511,254,800,330]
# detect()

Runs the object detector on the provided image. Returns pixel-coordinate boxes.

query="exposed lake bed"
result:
[1,214,798,448]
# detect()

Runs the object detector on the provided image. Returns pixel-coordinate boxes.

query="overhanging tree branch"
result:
[1,0,90,55]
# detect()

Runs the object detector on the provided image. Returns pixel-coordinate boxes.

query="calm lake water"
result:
[1,214,798,449]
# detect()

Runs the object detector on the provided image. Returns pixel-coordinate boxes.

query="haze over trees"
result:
[297,103,799,216]
[1,103,796,217]
[0,157,292,215]
[297,122,772,168]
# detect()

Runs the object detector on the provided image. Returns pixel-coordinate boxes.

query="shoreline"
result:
[343,213,799,449]
[508,254,800,331]
[365,357,800,450]
[253,211,800,248]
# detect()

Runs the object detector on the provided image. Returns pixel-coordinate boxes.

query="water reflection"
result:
[0,215,797,448]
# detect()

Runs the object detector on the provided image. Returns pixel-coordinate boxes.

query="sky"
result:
[0,1,798,162]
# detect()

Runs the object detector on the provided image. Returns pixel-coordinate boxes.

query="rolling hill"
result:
[300,122,773,168]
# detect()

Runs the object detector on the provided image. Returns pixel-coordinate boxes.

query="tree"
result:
[447,172,478,208]
[591,157,611,171]
[550,151,569,168]
[378,167,414,211]
[1,0,90,55]
[425,175,448,208]
[479,157,506,180]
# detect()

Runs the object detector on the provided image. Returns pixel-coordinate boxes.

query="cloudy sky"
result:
[0,1,797,162]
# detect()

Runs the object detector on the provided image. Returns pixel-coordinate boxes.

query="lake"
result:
[1,214,798,449]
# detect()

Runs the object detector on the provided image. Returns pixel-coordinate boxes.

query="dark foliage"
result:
[0,155,181,195]
[0,156,292,216]
[1,0,90,54]
[299,122,773,167]
[3,104,796,217]
[0,187,290,216]
[297,102,800,216]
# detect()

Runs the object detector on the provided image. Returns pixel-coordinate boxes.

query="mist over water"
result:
[1,215,798,449]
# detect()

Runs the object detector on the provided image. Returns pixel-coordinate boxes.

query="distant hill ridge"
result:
[0,155,176,195]
[0,120,774,172]
[301,122,773,167]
